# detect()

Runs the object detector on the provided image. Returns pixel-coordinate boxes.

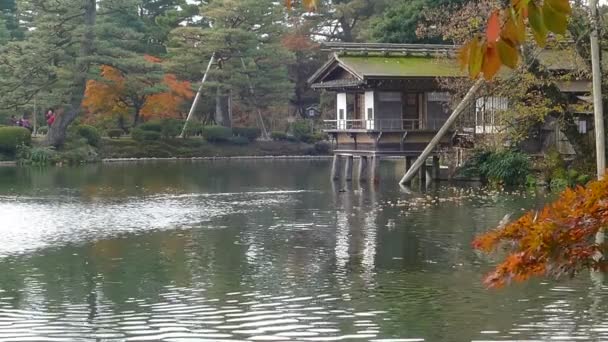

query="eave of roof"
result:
[310,79,365,89]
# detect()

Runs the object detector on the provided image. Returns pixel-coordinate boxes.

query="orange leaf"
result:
[482,45,501,80]
[486,10,501,44]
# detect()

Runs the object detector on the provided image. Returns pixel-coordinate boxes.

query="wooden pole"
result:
[345,155,354,181]
[589,0,606,262]
[33,98,37,136]
[399,78,484,185]
[358,156,369,182]
[331,155,343,181]
[180,53,216,138]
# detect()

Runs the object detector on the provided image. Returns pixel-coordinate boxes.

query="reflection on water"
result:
[0,161,606,341]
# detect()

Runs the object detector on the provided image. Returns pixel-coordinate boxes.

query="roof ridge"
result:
[322,42,458,56]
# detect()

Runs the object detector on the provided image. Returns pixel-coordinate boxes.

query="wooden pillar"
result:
[419,159,427,185]
[331,155,343,180]
[358,156,369,182]
[370,156,380,183]
[345,155,354,182]
[432,156,440,181]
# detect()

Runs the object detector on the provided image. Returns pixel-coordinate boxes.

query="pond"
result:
[0,160,606,341]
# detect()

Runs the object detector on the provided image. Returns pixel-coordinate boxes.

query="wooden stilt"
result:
[331,155,343,181]
[419,160,427,186]
[345,155,354,182]
[370,156,380,183]
[432,156,440,181]
[358,156,369,182]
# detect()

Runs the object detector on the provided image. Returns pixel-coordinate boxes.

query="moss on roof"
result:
[536,49,586,71]
[338,56,464,78]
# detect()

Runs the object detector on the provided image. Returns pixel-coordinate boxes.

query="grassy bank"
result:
[99,138,326,159]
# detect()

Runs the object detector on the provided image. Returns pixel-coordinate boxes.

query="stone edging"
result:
[101,155,333,163]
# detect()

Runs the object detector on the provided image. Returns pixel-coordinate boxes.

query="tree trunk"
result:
[46,0,96,147]
[133,106,142,127]
[214,88,231,127]
[338,17,354,42]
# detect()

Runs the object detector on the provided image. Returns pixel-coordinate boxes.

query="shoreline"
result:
[102,155,333,163]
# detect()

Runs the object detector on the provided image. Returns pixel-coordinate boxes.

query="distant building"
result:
[307,42,591,182]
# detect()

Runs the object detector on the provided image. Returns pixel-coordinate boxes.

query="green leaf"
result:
[543,1,568,35]
[528,2,548,47]
[546,0,572,15]
[468,37,484,79]
[497,39,519,69]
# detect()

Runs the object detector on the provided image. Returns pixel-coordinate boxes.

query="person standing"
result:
[46,109,56,127]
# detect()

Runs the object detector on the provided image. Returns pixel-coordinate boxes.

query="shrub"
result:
[286,135,299,143]
[37,126,48,135]
[233,127,261,142]
[314,141,331,155]
[291,120,312,141]
[229,136,250,146]
[271,131,288,141]
[132,128,161,142]
[139,121,162,132]
[17,145,57,166]
[58,145,99,165]
[106,129,123,139]
[202,125,233,143]
[160,119,183,139]
[183,122,204,138]
[461,149,530,186]
[0,127,31,154]
[75,125,101,147]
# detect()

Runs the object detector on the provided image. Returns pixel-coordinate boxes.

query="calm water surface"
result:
[0,160,606,342]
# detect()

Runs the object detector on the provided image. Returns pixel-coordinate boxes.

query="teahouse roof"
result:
[308,42,589,91]
[308,43,462,89]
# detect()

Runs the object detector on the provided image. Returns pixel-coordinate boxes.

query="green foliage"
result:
[550,168,592,191]
[462,149,531,186]
[139,121,163,132]
[17,145,57,166]
[37,126,49,135]
[132,129,161,142]
[291,121,312,141]
[106,129,123,139]
[271,131,288,141]
[57,145,99,165]
[229,136,250,146]
[202,125,233,143]
[233,127,261,142]
[183,123,204,138]
[160,118,183,139]
[75,125,101,147]
[367,0,455,43]
[0,127,31,154]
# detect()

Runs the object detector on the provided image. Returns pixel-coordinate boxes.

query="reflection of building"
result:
[309,42,592,182]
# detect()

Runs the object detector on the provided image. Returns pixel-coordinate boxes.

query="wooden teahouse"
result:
[308,43,464,183]
[309,42,592,184]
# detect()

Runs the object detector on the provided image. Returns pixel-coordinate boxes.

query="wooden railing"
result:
[324,119,446,131]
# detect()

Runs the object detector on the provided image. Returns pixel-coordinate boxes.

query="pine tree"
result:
[167,0,294,127]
